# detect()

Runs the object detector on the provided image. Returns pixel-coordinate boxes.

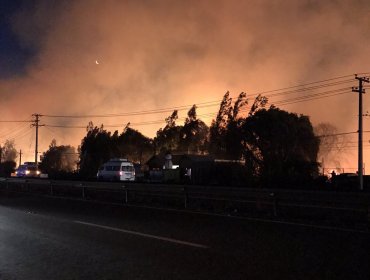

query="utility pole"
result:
[31,114,44,165]
[19,149,22,166]
[352,75,369,191]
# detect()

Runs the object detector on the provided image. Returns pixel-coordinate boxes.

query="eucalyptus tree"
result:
[179,105,209,154]
[154,110,183,154]
[242,107,320,187]
[40,139,78,177]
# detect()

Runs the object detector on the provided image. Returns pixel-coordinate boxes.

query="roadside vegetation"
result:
[2,92,324,188]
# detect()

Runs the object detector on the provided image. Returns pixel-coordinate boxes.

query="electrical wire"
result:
[43,111,218,129]
[317,131,357,137]
[4,73,368,132]
[6,127,33,144]
[0,125,32,142]
[44,125,67,141]
[0,123,31,140]
[40,74,365,119]
[41,102,222,119]
[272,88,351,106]
[265,79,353,98]
[42,87,355,129]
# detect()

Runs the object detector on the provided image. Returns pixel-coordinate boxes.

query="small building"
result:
[146,153,214,184]
[145,154,180,183]
[146,154,182,170]
[146,153,249,186]
[178,154,214,185]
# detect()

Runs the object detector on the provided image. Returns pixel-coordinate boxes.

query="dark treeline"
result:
[38,92,321,188]
[0,140,18,177]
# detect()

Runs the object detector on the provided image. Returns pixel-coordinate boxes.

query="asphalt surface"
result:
[0,194,369,280]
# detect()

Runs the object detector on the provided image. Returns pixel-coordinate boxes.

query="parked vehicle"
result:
[15,162,41,178]
[97,158,135,181]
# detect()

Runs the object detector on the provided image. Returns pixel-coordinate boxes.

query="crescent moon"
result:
[95,60,99,65]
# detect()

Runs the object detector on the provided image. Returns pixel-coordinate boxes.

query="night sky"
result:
[1,0,370,170]
[0,0,32,78]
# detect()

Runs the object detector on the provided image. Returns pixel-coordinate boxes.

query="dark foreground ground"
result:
[0,194,369,280]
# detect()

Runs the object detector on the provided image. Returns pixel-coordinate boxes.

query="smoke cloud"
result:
[1,0,370,168]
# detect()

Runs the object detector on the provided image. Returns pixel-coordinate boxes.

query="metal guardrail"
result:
[0,178,369,225]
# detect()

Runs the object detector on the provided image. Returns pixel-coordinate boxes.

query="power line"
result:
[13,73,362,135]
[317,131,357,137]
[1,126,33,144]
[272,88,351,107]
[256,74,359,94]
[42,87,355,129]
[0,123,31,140]
[7,128,33,142]
[41,102,222,119]
[40,74,362,119]
[5,74,366,137]
[43,126,67,141]
[43,111,218,129]
[266,79,353,98]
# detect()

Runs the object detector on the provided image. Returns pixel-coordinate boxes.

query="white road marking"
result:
[74,220,208,249]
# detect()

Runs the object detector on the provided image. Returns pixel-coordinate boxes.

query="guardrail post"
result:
[270,192,278,217]
[183,186,188,209]
[123,186,128,203]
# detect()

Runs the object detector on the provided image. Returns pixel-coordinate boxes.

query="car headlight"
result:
[25,170,30,175]
[36,170,41,175]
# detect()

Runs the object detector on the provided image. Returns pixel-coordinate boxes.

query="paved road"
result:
[0,195,369,280]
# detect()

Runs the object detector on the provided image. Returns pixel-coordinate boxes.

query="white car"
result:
[97,158,135,181]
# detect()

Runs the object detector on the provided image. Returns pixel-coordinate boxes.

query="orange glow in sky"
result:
[1,0,370,171]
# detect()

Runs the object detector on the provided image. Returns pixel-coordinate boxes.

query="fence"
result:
[0,178,369,227]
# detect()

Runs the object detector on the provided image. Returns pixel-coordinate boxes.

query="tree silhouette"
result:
[154,110,183,154]
[117,125,154,163]
[73,92,320,187]
[242,108,320,187]
[0,140,17,176]
[1,140,17,163]
[209,92,233,157]
[224,92,248,159]
[249,94,268,116]
[209,92,266,159]
[40,139,78,177]
[179,105,209,154]
[79,123,114,178]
